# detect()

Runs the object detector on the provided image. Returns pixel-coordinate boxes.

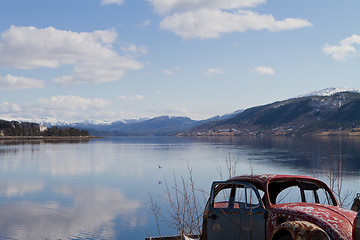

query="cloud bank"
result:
[148,0,312,39]
[0,26,143,85]
[0,95,113,123]
[0,74,45,90]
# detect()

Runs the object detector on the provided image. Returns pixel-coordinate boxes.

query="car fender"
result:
[271,221,330,240]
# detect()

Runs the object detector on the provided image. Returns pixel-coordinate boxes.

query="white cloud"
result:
[160,9,312,39]
[0,96,135,123]
[162,69,174,75]
[251,66,275,75]
[146,106,190,118]
[203,68,224,76]
[0,26,143,85]
[149,0,312,39]
[323,34,360,61]
[140,19,151,27]
[118,95,144,101]
[122,44,148,55]
[0,102,21,113]
[0,74,45,90]
[162,67,180,75]
[340,34,360,45]
[148,0,266,15]
[38,95,110,111]
[144,106,211,120]
[0,95,130,123]
[100,0,124,6]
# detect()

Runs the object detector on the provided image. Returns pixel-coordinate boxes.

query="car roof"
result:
[227,174,322,185]
[225,174,338,207]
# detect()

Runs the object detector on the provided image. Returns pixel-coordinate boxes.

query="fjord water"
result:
[0,136,360,240]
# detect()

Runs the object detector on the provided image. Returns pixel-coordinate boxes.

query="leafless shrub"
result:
[150,164,206,237]
[217,153,239,180]
[150,154,241,238]
[150,195,162,237]
[315,149,353,208]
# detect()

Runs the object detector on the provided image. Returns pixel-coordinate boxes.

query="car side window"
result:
[213,186,231,208]
[235,186,260,209]
[213,183,260,210]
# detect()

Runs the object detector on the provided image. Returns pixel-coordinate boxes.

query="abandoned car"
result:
[201,174,360,240]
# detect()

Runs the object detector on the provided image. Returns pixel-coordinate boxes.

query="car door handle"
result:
[209,214,218,220]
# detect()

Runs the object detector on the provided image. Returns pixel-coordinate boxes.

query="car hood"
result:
[272,202,357,239]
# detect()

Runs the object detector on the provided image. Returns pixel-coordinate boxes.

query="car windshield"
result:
[268,179,337,206]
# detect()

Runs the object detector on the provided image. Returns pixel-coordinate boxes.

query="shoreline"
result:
[0,136,101,142]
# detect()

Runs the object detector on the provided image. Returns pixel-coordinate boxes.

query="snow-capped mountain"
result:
[186,90,360,136]
[299,87,360,97]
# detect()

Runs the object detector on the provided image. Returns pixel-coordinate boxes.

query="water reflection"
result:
[189,136,360,174]
[0,142,110,176]
[0,181,44,198]
[0,136,360,239]
[0,186,142,240]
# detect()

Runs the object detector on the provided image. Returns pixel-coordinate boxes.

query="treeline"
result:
[42,126,89,137]
[0,120,89,137]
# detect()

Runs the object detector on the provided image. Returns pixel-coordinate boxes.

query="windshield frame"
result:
[267,178,338,206]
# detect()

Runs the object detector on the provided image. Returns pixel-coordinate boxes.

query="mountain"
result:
[298,87,360,97]
[182,91,360,136]
[66,116,199,136]
[63,111,243,136]
[109,116,199,136]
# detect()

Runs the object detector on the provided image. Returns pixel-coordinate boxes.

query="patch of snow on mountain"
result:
[299,87,360,97]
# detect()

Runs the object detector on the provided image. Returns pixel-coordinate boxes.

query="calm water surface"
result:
[0,136,360,239]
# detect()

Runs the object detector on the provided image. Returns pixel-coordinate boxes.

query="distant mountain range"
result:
[67,111,242,136]
[183,89,360,136]
[38,87,360,136]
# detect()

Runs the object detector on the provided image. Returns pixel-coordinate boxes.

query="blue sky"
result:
[0,0,359,123]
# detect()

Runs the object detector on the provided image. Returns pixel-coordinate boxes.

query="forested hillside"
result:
[182,92,360,136]
[0,120,89,137]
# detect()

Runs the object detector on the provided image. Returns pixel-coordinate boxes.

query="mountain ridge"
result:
[182,91,360,136]
[67,113,241,136]
[297,87,360,98]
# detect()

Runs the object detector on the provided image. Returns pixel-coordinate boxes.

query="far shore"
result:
[0,135,101,141]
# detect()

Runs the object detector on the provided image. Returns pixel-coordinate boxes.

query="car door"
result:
[206,181,266,240]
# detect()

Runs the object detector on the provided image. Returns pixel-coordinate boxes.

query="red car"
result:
[201,174,360,240]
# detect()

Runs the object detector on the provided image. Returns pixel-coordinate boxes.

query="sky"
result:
[0,0,359,123]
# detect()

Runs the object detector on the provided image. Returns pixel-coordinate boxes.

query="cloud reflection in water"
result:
[0,186,142,240]
[0,181,44,198]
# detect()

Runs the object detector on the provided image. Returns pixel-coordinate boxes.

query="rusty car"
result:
[200,174,360,240]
